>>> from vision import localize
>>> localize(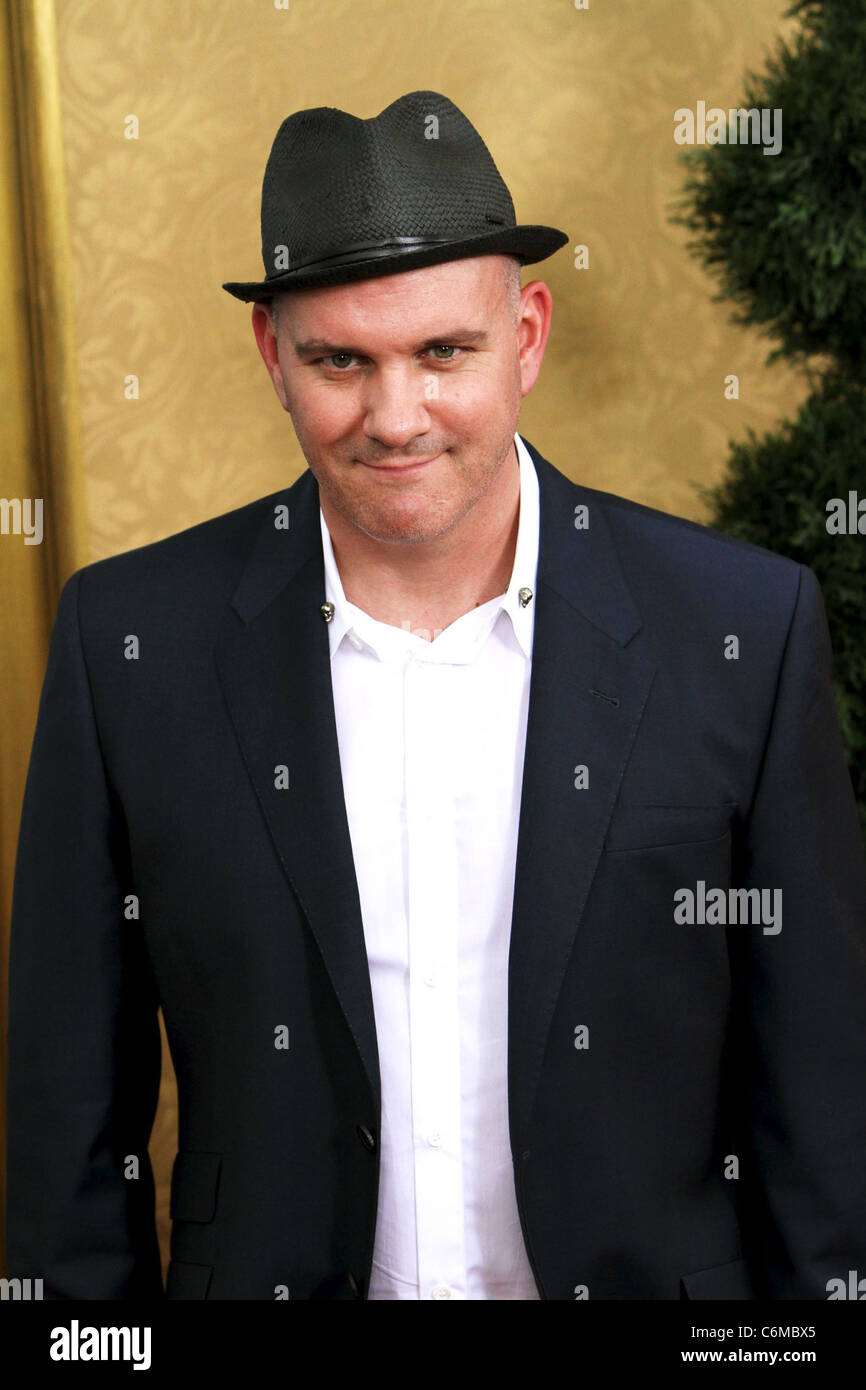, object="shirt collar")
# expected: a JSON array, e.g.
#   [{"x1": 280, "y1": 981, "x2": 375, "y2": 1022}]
[{"x1": 319, "y1": 431, "x2": 539, "y2": 662}]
